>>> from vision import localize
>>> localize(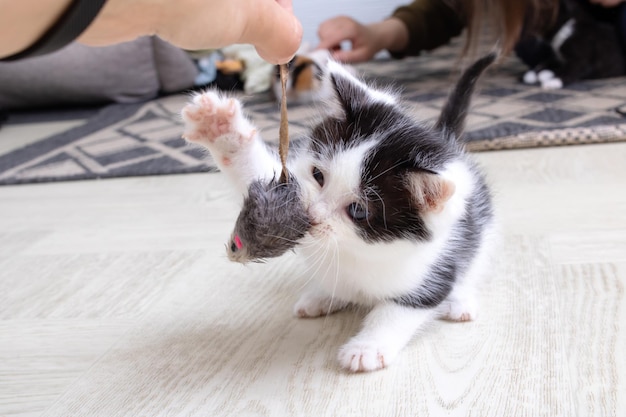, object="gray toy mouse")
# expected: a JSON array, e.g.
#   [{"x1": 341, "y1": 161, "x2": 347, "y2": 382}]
[{"x1": 226, "y1": 175, "x2": 311, "y2": 263}]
